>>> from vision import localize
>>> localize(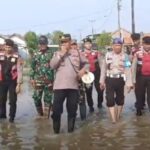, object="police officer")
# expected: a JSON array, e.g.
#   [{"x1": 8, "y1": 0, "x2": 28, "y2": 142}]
[
  {"x1": 0, "y1": 39, "x2": 23, "y2": 122},
  {"x1": 83, "y1": 37, "x2": 104, "y2": 112},
  {"x1": 131, "y1": 33, "x2": 141, "y2": 56},
  {"x1": 50, "y1": 34, "x2": 88, "y2": 134},
  {"x1": 132, "y1": 36, "x2": 150, "y2": 116},
  {"x1": 100, "y1": 38, "x2": 133, "y2": 123},
  {"x1": 131, "y1": 33, "x2": 146, "y2": 109},
  {"x1": 30, "y1": 36, "x2": 54, "y2": 118}
]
